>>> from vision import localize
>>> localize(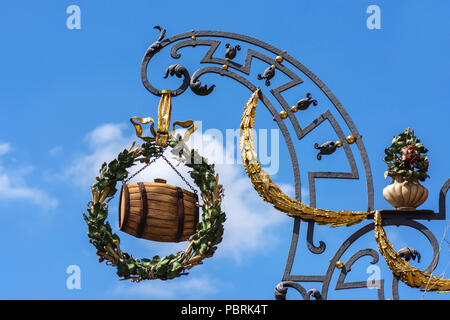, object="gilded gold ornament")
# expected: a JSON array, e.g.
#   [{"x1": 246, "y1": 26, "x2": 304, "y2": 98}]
[
  {"x1": 279, "y1": 110, "x2": 288, "y2": 119},
  {"x1": 290, "y1": 105, "x2": 298, "y2": 113},
  {"x1": 374, "y1": 211, "x2": 450, "y2": 292},
  {"x1": 130, "y1": 90, "x2": 197, "y2": 146},
  {"x1": 155, "y1": 90, "x2": 172, "y2": 146},
  {"x1": 275, "y1": 55, "x2": 283, "y2": 63},
  {"x1": 335, "y1": 261, "x2": 344, "y2": 269},
  {"x1": 335, "y1": 140, "x2": 343, "y2": 148},
  {"x1": 222, "y1": 64, "x2": 228, "y2": 70},
  {"x1": 346, "y1": 135, "x2": 356, "y2": 144}
]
